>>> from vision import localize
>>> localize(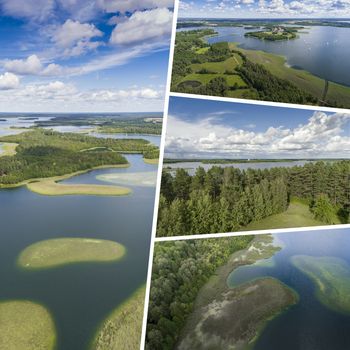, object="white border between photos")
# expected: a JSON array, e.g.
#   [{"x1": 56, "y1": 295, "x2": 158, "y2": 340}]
[
  {"x1": 140, "y1": 6, "x2": 350, "y2": 348},
  {"x1": 140, "y1": 1, "x2": 180, "y2": 348}
]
